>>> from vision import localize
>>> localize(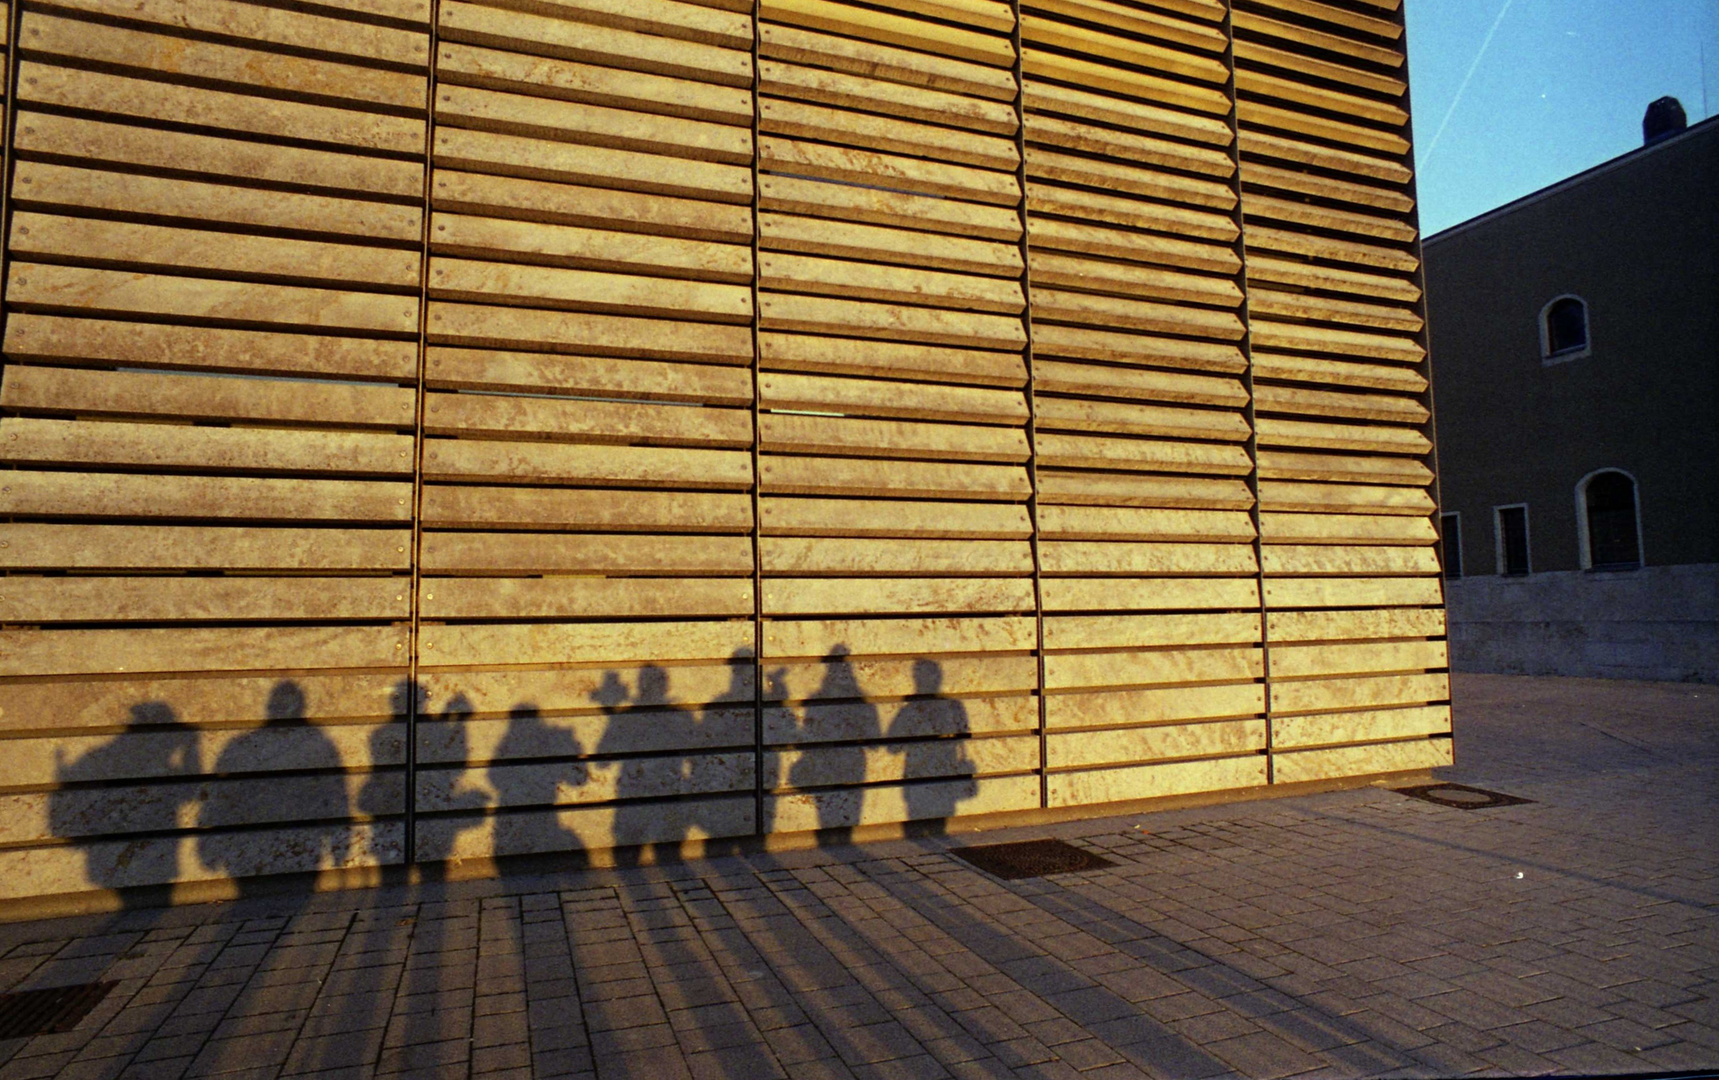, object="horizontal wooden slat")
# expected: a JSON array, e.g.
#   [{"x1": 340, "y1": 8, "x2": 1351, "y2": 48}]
[
  {"x1": 1047, "y1": 720, "x2": 1265, "y2": 770},
  {"x1": 1038, "y1": 506, "x2": 1255, "y2": 541},
  {"x1": 1263, "y1": 577, "x2": 1443, "y2": 608},
  {"x1": 4, "y1": 316, "x2": 418, "y2": 381},
  {"x1": 439, "y1": 0, "x2": 752, "y2": 86},
  {"x1": 15, "y1": 163, "x2": 422, "y2": 243},
  {"x1": 45, "y1": 0, "x2": 430, "y2": 66},
  {"x1": 1035, "y1": 433, "x2": 1253, "y2": 475},
  {"x1": 0, "y1": 417, "x2": 415, "y2": 474},
  {"x1": 418, "y1": 620, "x2": 753, "y2": 668},
  {"x1": 760, "y1": 252, "x2": 1023, "y2": 313},
  {"x1": 1022, "y1": 48, "x2": 1229, "y2": 116},
  {"x1": 1035, "y1": 471, "x2": 1253, "y2": 510},
  {"x1": 421, "y1": 486, "x2": 751, "y2": 531},
  {"x1": 421, "y1": 577, "x2": 755, "y2": 619},
  {"x1": 18, "y1": 63, "x2": 425, "y2": 155},
  {"x1": 10, "y1": 264, "x2": 420, "y2": 333},
  {"x1": 1267, "y1": 608, "x2": 1446, "y2": 642},
  {"x1": 762, "y1": 0, "x2": 1015, "y2": 67},
  {"x1": 3, "y1": 366, "x2": 415, "y2": 428},
  {"x1": 760, "y1": 456, "x2": 1028, "y2": 500},
  {"x1": 1273, "y1": 706, "x2": 1451, "y2": 750},
  {"x1": 1272, "y1": 739, "x2": 1452, "y2": 784},
  {"x1": 766, "y1": 775, "x2": 1036, "y2": 832},
  {"x1": 432, "y1": 212, "x2": 750, "y2": 282},
  {"x1": 433, "y1": 170, "x2": 751, "y2": 241},
  {"x1": 1039, "y1": 542, "x2": 1257, "y2": 576},
  {"x1": 1033, "y1": 398, "x2": 1249, "y2": 441},
  {"x1": 764, "y1": 615, "x2": 1035, "y2": 658},
  {"x1": 426, "y1": 348, "x2": 750, "y2": 403},
  {"x1": 1044, "y1": 611, "x2": 1260, "y2": 651},
  {"x1": 436, "y1": 84, "x2": 751, "y2": 164},
  {"x1": 437, "y1": 42, "x2": 752, "y2": 125},
  {"x1": 761, "y1": 215, "x2": 1020, "y2": 276},
  {"x1": 426, "y1": 301, "x2": 752, "y2": 360},
  {"x1": 1047, "y1": 753, "x2": 1266, "y2": 808},
  {"x1": 761, "y1": 96, "x2": 1018, "y2": 170},
  {"x1": 758, "y1": 58, "x2": 1015, "y2": 134},
  {"x1": 1041, "y1": 577, "x2": 1261, "y2": 612},
  {"x1": 424, "y1": 393, "x2": 752, "y2": 447},
  {"x1": 1260, "y1": 513, "x2": 1438, "y2": 546},
  {"x1": 1023, "y1": 78, "x2": 1232, "y2": 147},
  {"x1": 0, "y1": 577, "x2": 408, "y2": 623},
  {"x1": 435, "y1": 126, "x2": 751, "y2": 203},
  {"x1": 422, "y1": 439, "x2": 752, "y2": 488},
  {"x1": 761, "y1": 175, "x2": 1021, "y2": 241},
  {"x1": 760, "y1": 136, "x2": 1020, "y2": 205},
  {"x1": 14, "y1": 112, "x2": 424, "y2": 200},
  {"x1": 757, "y1": 293, "x2": 1026, "y2": 349},
  {"x1": 759, "y1": 498, "x2": 1029, "y2": 538},
  {"x1": 758, "y1": 333, "x2": 1025, "y2": 386},
  {"x1": 759, "y1": 372, "x2": 1026, "y2": 423},
  {"x1": 759, "y1": 413, "x2": 1028, "y2": 462},
  {"x1": 1047, "y1": 682, "x2": 1264, "y2": 729},
  {"x1": 422, "y1": 532, "x2": 753, "y2": 574},
  {"x1": 766, "y1": 653, "x2": 1031, "y2": 705},
  {"x1": 22, "y1": 13, "x2": 427, "y2": 112},
  {"x1": 1045, "y1": 647, "x2": 1263, "y2": 691},
  {"x1": 1270, "y1": 640, "x2": 1448, "y2": 678},
  {"x1": 758, "y1": 23, "x2": 1016, "y2": 101},
  {"x1": 0, "y1": 524, "x2": 410, "y2": 569},
  {"x1": 0, "y1": 626, "x2": 408, "y2": 677},
  {"x1": 1270, "y1": 673, "x2": 1450, "y2": 715},
  {"x1": 760, "y1": 537, "x2": 1032, "y2": 576},
  {"x1": 763, "y1": 577, "x2": 1035, "y2": 616}
]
